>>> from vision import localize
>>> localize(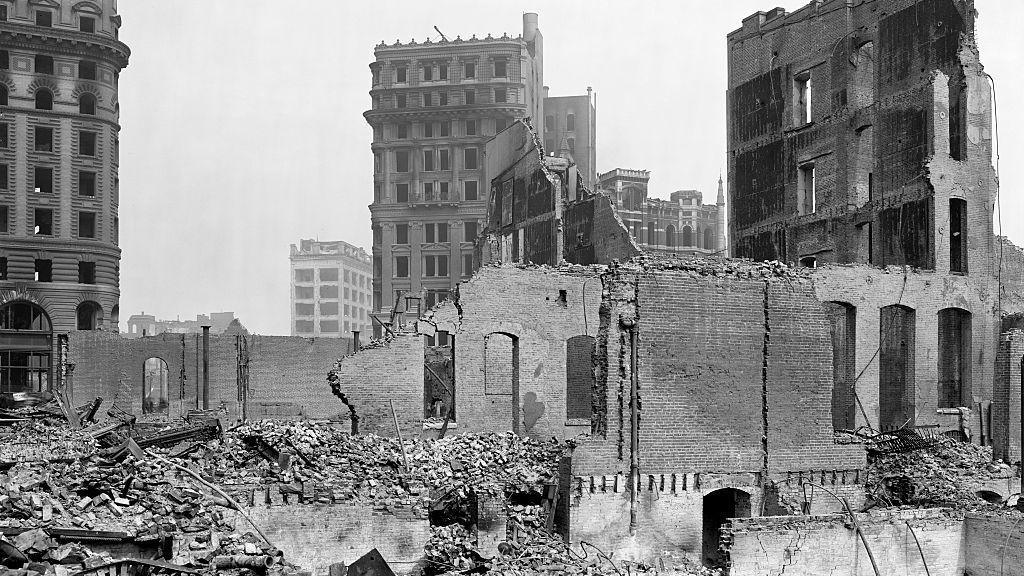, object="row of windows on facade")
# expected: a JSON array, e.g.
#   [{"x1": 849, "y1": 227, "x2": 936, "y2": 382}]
[
  {"x1": 377, "y1": 118, "x2": 508, "y2": 142},
  {"x1": 378, "y1": 148, "x2": 479, "y2": 175},
  {"x1": 616, "y1": 191, "x2": 706, "y2": 212},
  {"x1": 0, "y1": 256, "x2": 98, "y2": 284},
  {"x1": 294, "y1": 302, "x2": 367, "y2": 320},
  {"x1": 294, "y1": 319, "x2": 370, "y2": 335},
  {"x1": 0, "y1": 206, "x2": 107, "y2": 240},
  {"x1": 0, "y1": 7, "x2": 100, "y2": 32},
  {"x1": 0, "y1": 51, "x2": 106, "y2": 80},
  {"x1": 389, "y1": 254, "x2": 475, "y2": 279},
  {"x1": 0, "y1": 86, "x2": 99, "y2": 114},
  {"x1": 628, "y1": 222, "x2": 716, "y2": 249},
  {"x1": 372, "y1": 221, "x2": 477, "y2": 246},
  {"x1": 295, "y1": 282, "x2": 369, "y2": 301},
  {"x1": 375, "y1": 179, "x2": 480, "y2": 205},
  {"x1": 827, "y1": 302, "x2": 973, "y2": 431},
  {"x1": 293, "y1": 267, "x2": 369, "y2": 287},
  {"x1": 376, "y1": 59, "x2": 509, "y2": 86},
  {"x1": 375, "y1": 87, "x2": 515, "y2": 110},
  {"x1": 544, "y1": 112, "x2": 576, "y2": 132},
  {"x1": 0, "y1": 164, "x2": 109, "y2": 197},
  {"x1": 0, "y1": 124, "x2": 108, "y2": 157}
]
